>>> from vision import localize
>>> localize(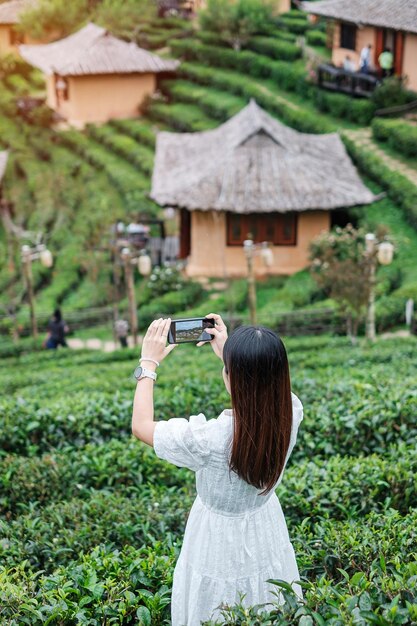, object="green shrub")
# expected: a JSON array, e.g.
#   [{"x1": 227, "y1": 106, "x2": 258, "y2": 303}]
[
  {"x1": 277, "y1": 15, "x2": 309, "y2": 34},
  {"x1": 313, "y1": 89, "x2": 376, "y2": 124},
  {"x1": 372, "y1": 118, "x2": 417, "y2": 158},
  {"x1": 109, "y1": 119, "x2": 156, "y2": 149},
  {"x1": 372, "y1": 76, "x2": 417, "y2": 111},
  {"x1": 343, "y1": 135, "x2": 417, "y2": 229},
  {"x1": 306, "y1": 30, "x2": 327, "y2": 47},
  {"x1": 177, "y1": 62, "x2": 332, "y2": 133},
  {"x1": 246, "y1": 36, "x2": 301, "y2": 61},
  {"x1": 147, "y1": 101, "x2": 217, "y2": 131}
]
